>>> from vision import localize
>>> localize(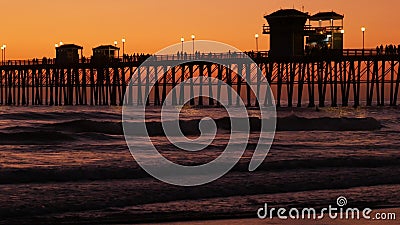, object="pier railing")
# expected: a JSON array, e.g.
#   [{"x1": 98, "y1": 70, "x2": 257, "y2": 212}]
[{"x1": 2, "y1": 49, "x2": 396, "y2": 67}]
